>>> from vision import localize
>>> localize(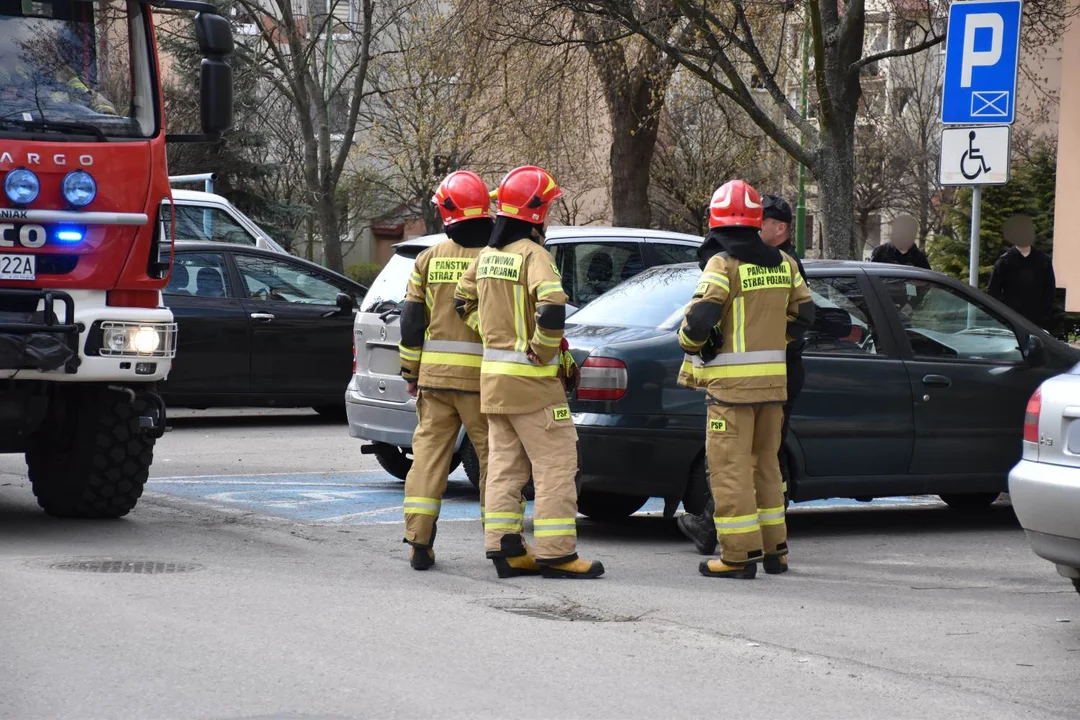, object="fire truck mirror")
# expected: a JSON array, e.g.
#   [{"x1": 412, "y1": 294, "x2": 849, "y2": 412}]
[
  {"x1": 199, "y1": 59, "x2": 234, "y2": 136},
  {"x1": 195, "y1": 13, "x2": 234, "y2": 58}
]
